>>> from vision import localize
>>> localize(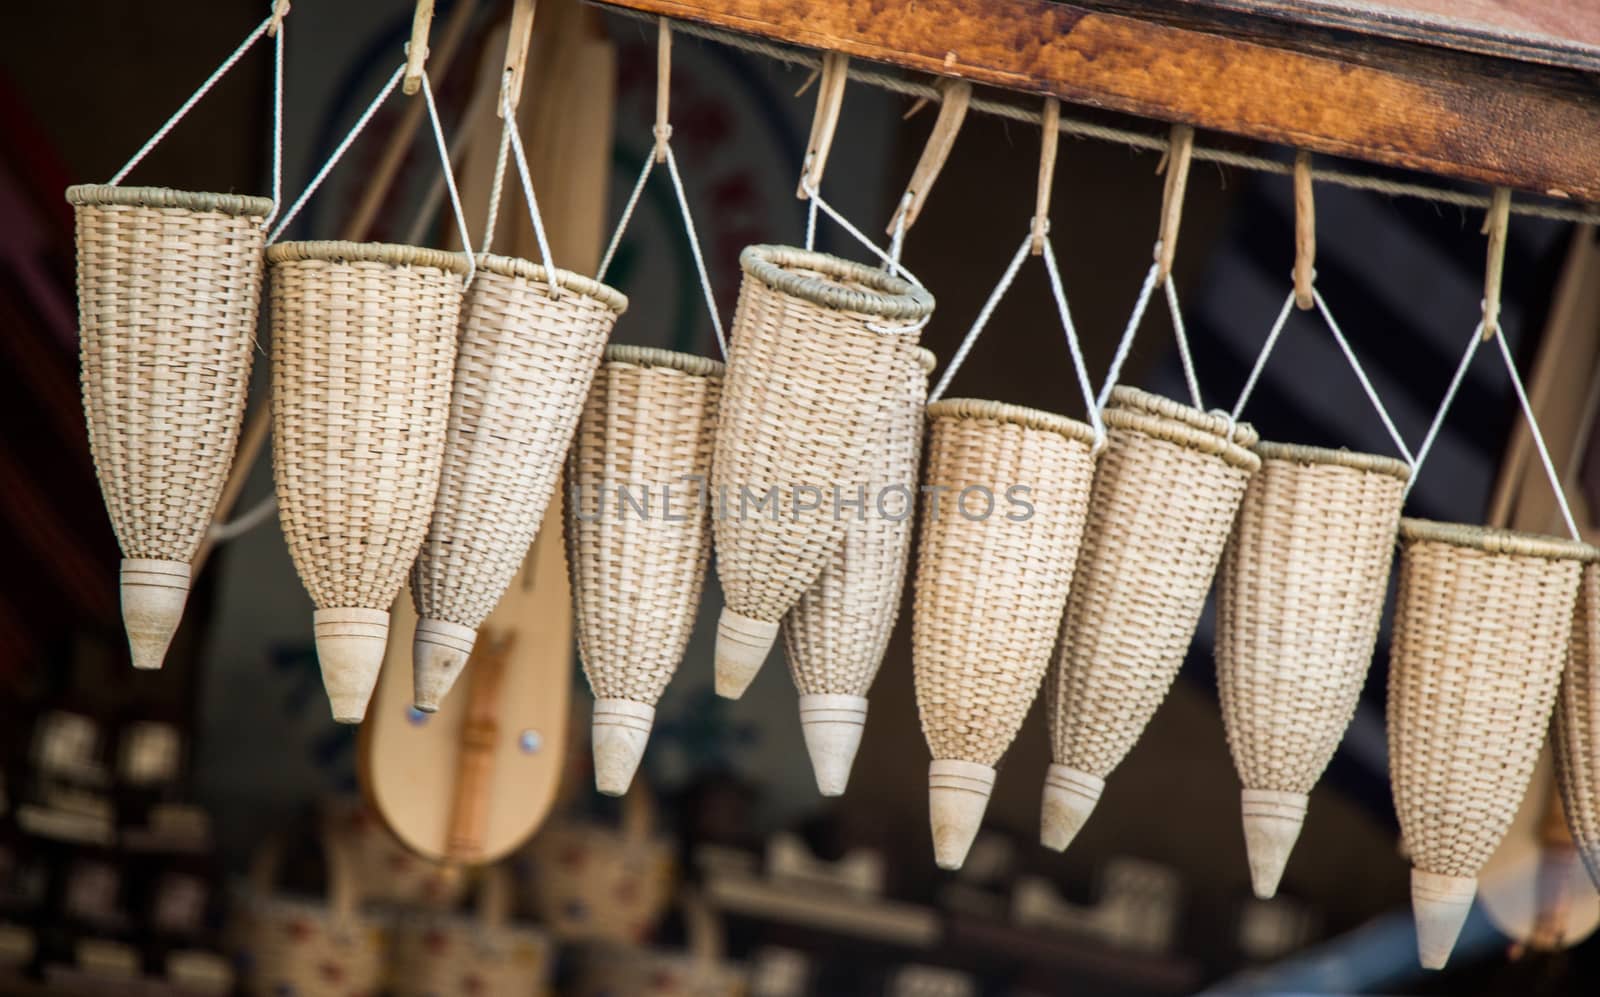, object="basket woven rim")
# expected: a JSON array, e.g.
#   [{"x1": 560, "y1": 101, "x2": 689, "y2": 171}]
[
  {"x1": 603, "y1": 343, "x2": 724, "y2": 377},
  {"x1": 739, "y1": 244, "x2": 935, "y2": 321},
  {"x1": 1106, "y1": 384, "x2": 1258, "y2": 444},
  {"x1": 1399, "y1": 517, "x2": 1600, "y2": 562},
  {"x1": 474, "y1": 252, "x2": 628, "y2": 314},
  {"x1": 1103, "y1": 406, "x2": 1261, "y2": 470},
  {"x1": 266, "y1": 240, "x2": 471, "y2": 274},
  {"x1": 926, "y1": 397, "x2": 1097, "y2": 444},
  {"x1": 912, "y1": 346, "x2": 937, "y2": 374},
  {"x1": 1254, "y1": 440, "x2": 1412, "y2": 482},
  {"x1": 66, "y1": 183, "x2": 273, "y2": 218}
]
